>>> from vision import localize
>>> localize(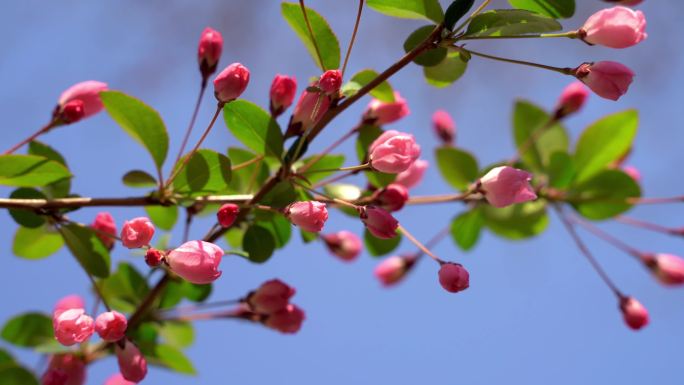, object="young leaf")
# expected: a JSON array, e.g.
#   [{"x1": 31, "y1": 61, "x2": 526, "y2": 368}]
[
  {"x1": 507, "y1": 0, "x2": 575, "y2": 19},
  {"x1": 158, "y1": 321, "x2": 195, "y2": 349},
  {"x1": 13, "y1": 225, "x2": 63, "y2": 260},
  {"x1": 482, "y1": 201, "x2": 549, "y2": 240},
  {"x1": 59, "y1": 224, "x2": 111, "y2": 278},
  {"x1": 451, "y1": 209, "x2": 483, "y2": 250},
  {"x1": 100, "y1": 91, "x2": 169, "y2": 173},
  {"x1": 223, "y1": 100, "x2": 283, "y2": 160},
  {"x1": 570, "y1": 169, "x2": 641, "y2": 220},
  {"x1": 122, "y1": 170, "x2": 158, "y2": 188},
  {"x1": 172, "y1": 149, "x2": 232, "y2": 195},
  {"x1": 8, "y1": 188, "x2": 47, "y2": 228},
  {"x1": 465, "y1": 9, "x2": 562, "y2": 37},
  {"x1": 444, "y1": 0, "x2": 475, "y2": 30},
  {"x1": 573, "y1": 110, "x2": 638, "y2": 184},
  {"x1": 0, "y1": 155, "x2": 71, "y2": 187},
  {"x1": 281, "y1": 2, "x2": 341, "y2": 71},
  {"x1": 145, "y1": 205, "x2": 178, "y2": 231},
  {"x1": 367, "y1": 0, "x2": 444, "y2": 23},
  {"x1": 255, "y1": 212, "x2": 292, "y2": 249},
  {"x1": 404, "y1": 25, "x2": 447, "y2": 67},
  {"x1": 424, "y1": 51, "x2": 468, "y2": 88},
  {"x1": 243, "y1": 225, "x2": 276, "y2": 263},
  {"x1": 512, "y1": 100, "x2": 569, "y2": 172},
  {"x1": 0, "y1": 365, "x2": 40, "y2": 385},
  {"x1": 100, "y1": 262, "x2": 150, "y2": 313},
  {"x1": 364, "y1": 229, "x2": 401, "y2": 257},
  {"x1": 435, "y1": 147, "x2": 479, "y2": 191},
  {"x1": 227, "y1": 148, "x2": 269, "y2": 194},
  {"x1": 28, "y1": 141, "x2": 71, "y2": 198},
  {"x1": 1, "y1": 313, "x2": 53, "y2": 347},
  {"x1": 155, "y1": 344, "x2": 197, "y2": 375},
  {"x1": 547, "y1": 151, "x2": 575, "y2": 189},
  {"x1": 342, "y1": 69, "x2": 395, "y2": 102}
]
